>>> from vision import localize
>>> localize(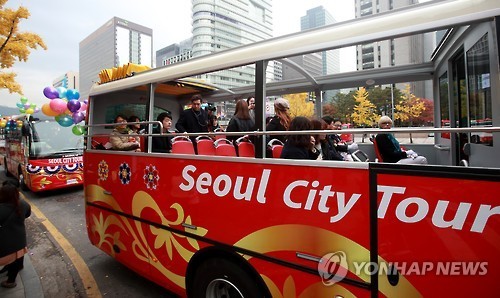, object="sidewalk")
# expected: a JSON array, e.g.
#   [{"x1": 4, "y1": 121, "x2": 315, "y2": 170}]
[{"x1": 0, "y1": 252, "x2": 44, "y2": 298}]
